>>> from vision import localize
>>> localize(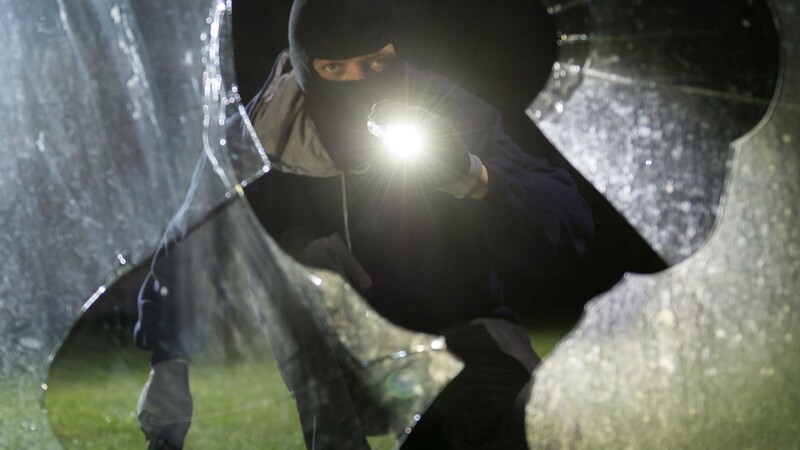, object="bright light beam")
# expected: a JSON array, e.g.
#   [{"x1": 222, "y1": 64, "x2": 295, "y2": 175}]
[
  {"x1": 368, "y1": 118, "x2": 425, "y2": 160},
  {"x1": 381, "y1": 123, "x2": 424, "y2": 159}
]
